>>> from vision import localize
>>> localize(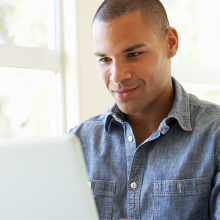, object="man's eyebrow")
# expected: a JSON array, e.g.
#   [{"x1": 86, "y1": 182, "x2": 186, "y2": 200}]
[
  {"x1": 94, "y1": 43, "x2": 147, "y2": 57},
  {"x1": 94, "y1": 52, "x2": 107, "y2": 57},
  {"x1": 122, "y1": 43, "x2": 147, "y2": 53}
]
